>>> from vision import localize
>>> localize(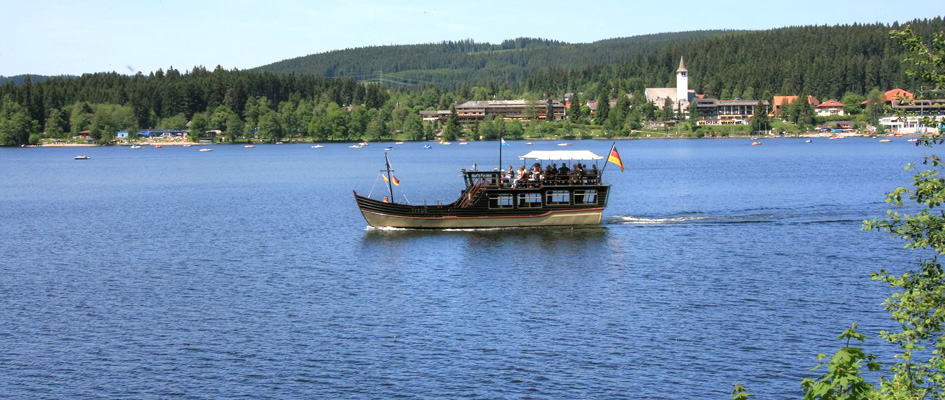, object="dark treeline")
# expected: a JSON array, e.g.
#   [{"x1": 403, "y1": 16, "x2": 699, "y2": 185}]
[
  {"x1": 255, "y1": 31, "x2": 732, "y2": 90},
  {"x1": 522, "y1": 18, "x2": 945, "y2": 101}
]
